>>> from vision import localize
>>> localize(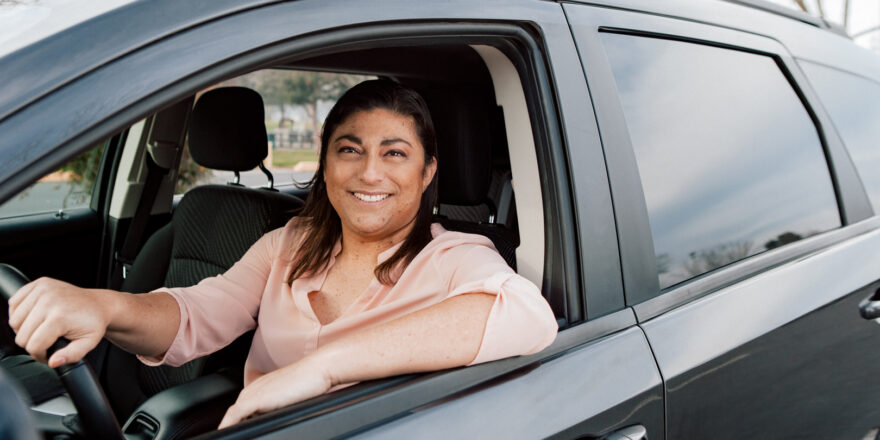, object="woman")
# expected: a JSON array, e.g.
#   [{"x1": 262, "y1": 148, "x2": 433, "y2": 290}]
[{"x1": 8, "y1": 79, "x2": 558, "y2": 428}]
